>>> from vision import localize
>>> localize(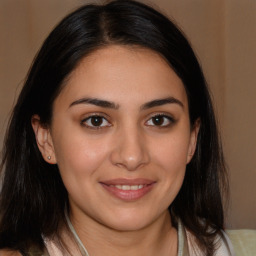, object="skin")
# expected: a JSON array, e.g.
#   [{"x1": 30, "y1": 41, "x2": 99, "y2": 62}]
[
  {"x1": 32, "y1": 45, "x2": 200, "y2": 256},
  {"x1": 0, "y1": 251, "x2": 21, "y2": 256}
]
